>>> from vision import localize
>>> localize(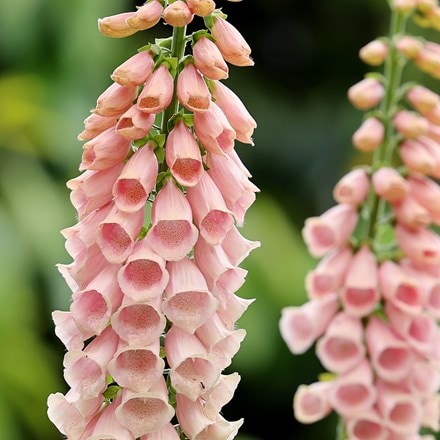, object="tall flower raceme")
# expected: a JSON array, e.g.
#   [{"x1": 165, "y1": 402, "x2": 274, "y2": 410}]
[
  {"x1": 280, "y1": 1, "x2": 440, "y2": 439},
  {"x1": 47, "y1": 1, "x2": 259, "y2": 438}
]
